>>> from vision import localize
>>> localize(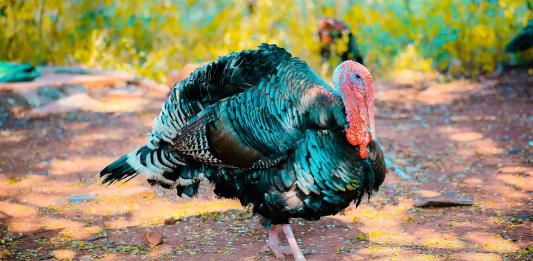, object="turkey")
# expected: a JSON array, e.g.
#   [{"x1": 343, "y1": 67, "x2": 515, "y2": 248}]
[
  {"x1": 318, "y1": 17, "x2": 364, "y2": 64},
  {"x1": 505, "y1": 18, "x2": 533, "y2": 53},
  {"x1": 100, "y1": 43, "x2": 386, "y2": 260}
]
